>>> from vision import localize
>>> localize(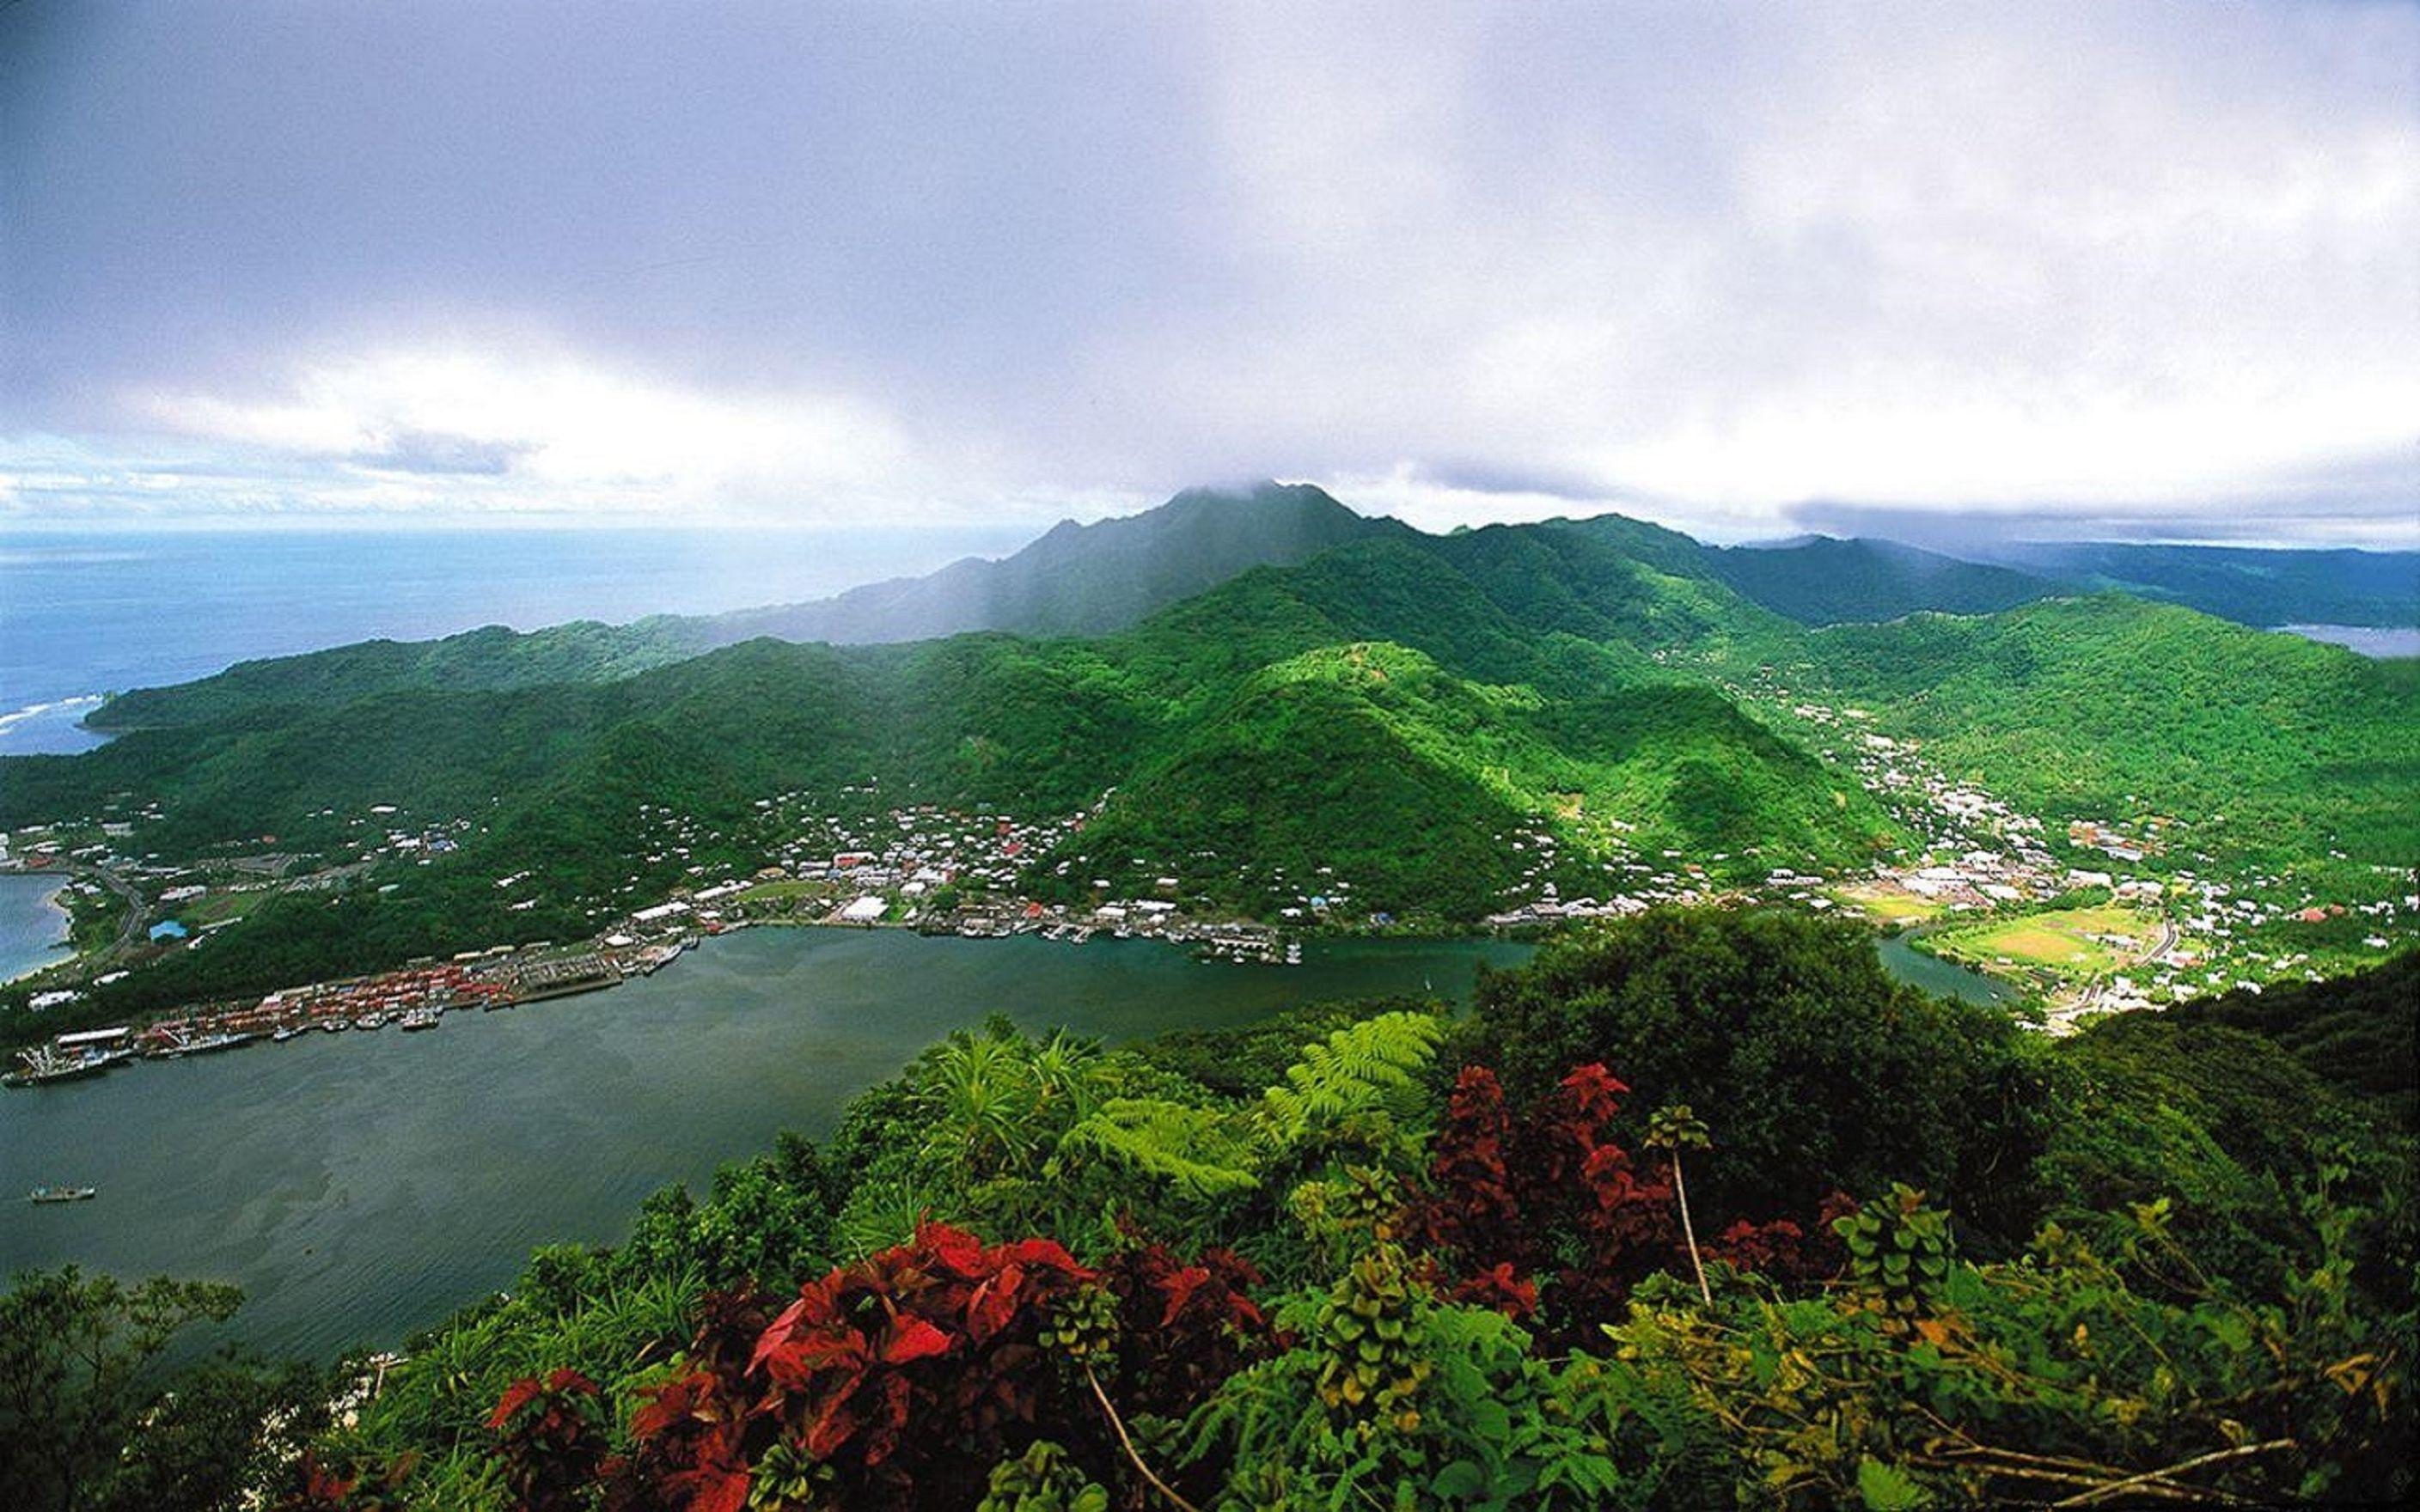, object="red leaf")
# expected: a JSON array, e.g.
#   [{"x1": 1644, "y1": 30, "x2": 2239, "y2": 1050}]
[
  {"x1": 487, "y1": 1375, "x2": 543, "y2": 1430},
  {"x1": 749, "y1": 1296, "x2": 810, "y2": 1376},
  {"x1": 966, "y1": 1265, "x2": 1024, "y2": 1343},
  {"x1": 882, "y1": 1314, "x2": 954, "y2": 1364},
  {"x1": 1158, "y1": 1265, "x2": 1213, "y2": 1326},
  {"x1": 804, "y1": 1393, "x2": 860, "y2": 1460}
]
